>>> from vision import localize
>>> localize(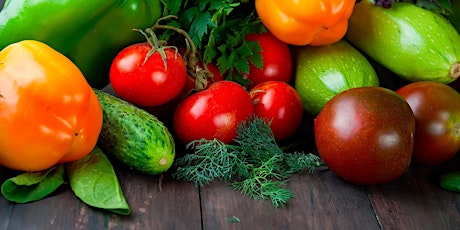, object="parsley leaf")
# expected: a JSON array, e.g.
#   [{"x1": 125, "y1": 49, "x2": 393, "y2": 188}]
[{"x1": 158, "y1": 0, "x2": 266, "y2": 86}]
